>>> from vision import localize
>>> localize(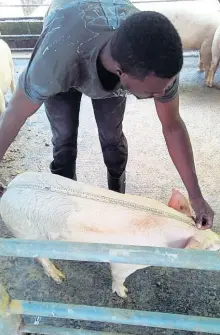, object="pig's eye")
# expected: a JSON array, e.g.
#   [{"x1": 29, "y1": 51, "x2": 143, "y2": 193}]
[{"x1": 180, "y1": 205, "x2": 184, "y2": 210}]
